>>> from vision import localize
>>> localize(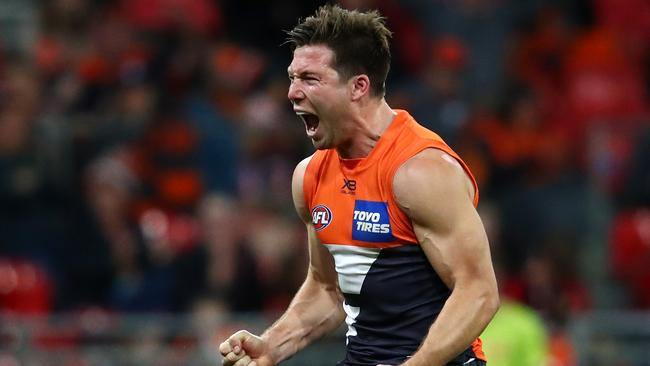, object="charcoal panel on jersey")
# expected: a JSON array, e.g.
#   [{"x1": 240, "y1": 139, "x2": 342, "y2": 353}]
[
  {"x1": 340, "y1": 244, "x2": 451, "y2": 365},
  {"x1": 342, "y1": 293, "x2": 362, "y2": 307}
]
